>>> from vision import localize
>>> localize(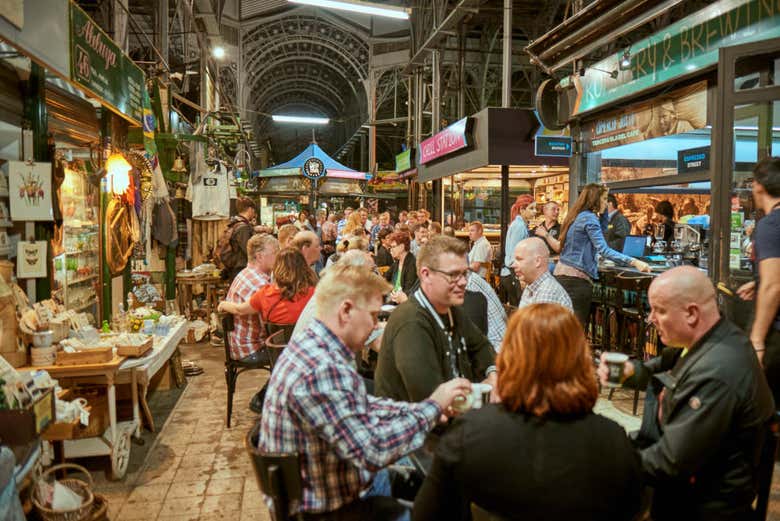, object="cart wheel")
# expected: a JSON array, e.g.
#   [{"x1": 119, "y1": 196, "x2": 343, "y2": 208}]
[{"x1": 109, "y1": 430, "x2": 131, "y2": 480}]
